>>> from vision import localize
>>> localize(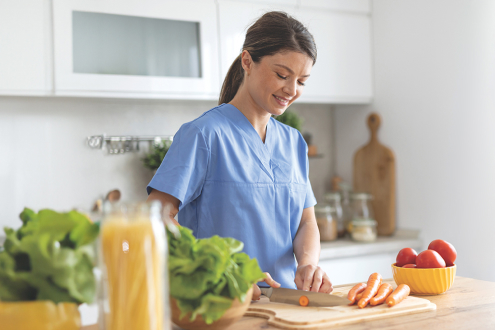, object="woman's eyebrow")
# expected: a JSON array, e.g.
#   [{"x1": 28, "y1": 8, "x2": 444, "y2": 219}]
[{"x1": 274, "y1": 64, "x2": 310, "y2": 78}]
